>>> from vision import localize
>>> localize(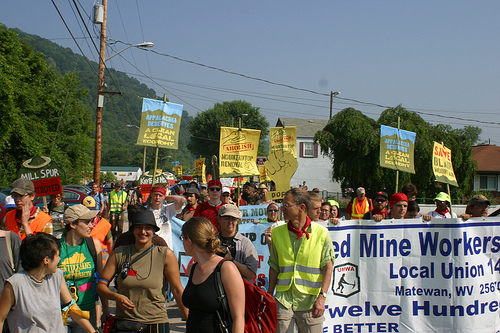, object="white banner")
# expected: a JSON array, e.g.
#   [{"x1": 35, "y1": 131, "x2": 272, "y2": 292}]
[
  {"x1": 326, "y1": 218, "x2": 500, "y2": 333},
  {"x1": 170, "y1": 214, "x2": 500, "y2": 332}
]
